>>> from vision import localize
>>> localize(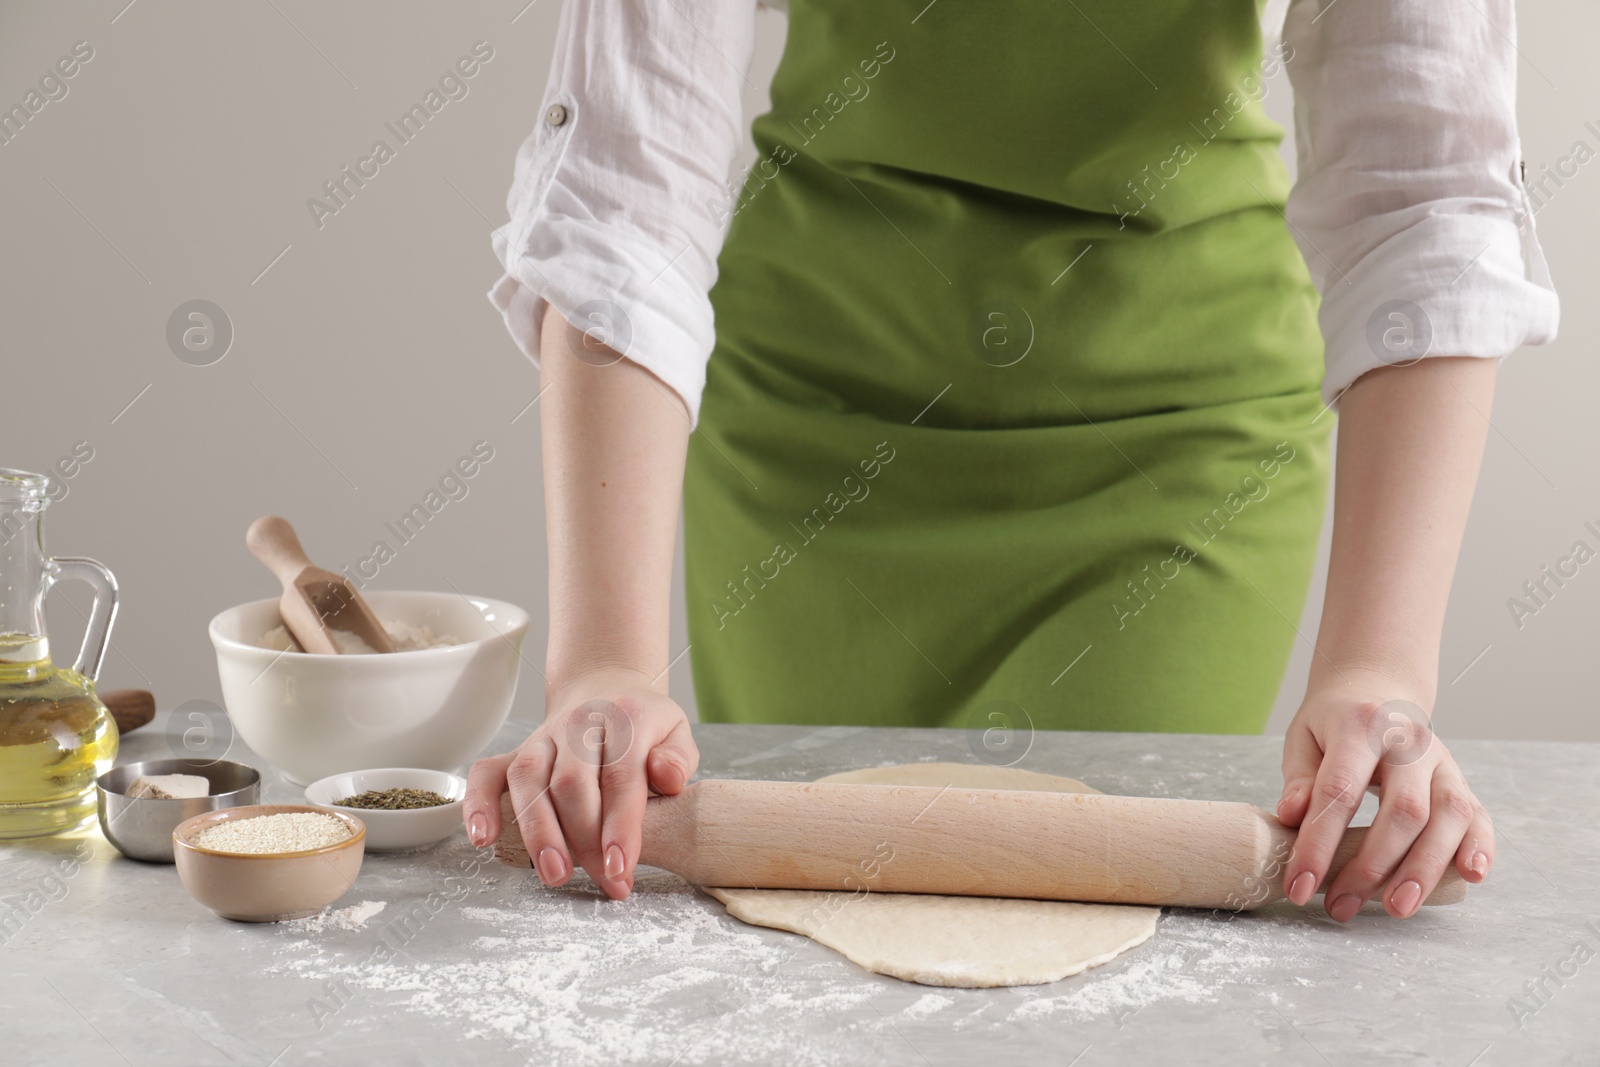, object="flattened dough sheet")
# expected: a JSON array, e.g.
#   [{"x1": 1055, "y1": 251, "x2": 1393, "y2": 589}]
[{"x1": 705, "y1": 763, "x2": 1161, "y2": 988}]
